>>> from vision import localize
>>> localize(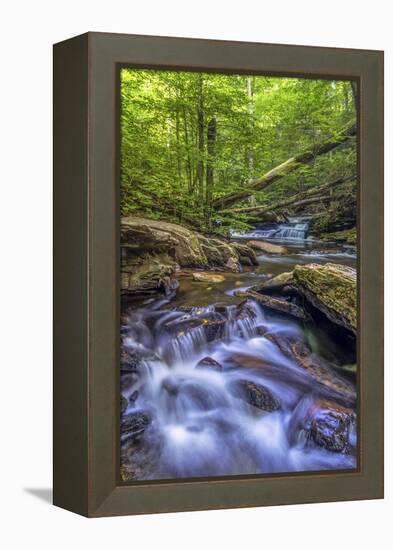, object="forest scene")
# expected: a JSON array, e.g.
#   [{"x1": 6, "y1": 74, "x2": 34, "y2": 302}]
[{"x1": 119, "y1": 68, "x2": 358, "y2": 482}]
